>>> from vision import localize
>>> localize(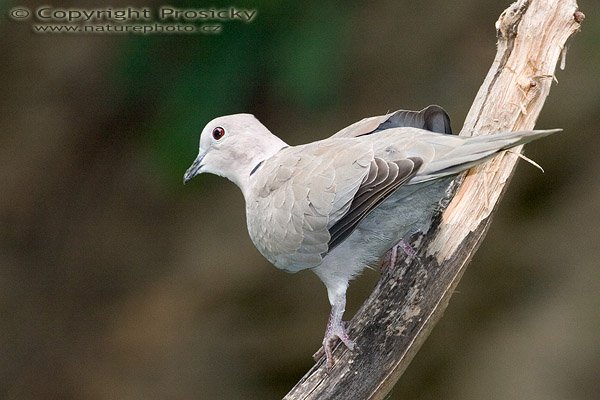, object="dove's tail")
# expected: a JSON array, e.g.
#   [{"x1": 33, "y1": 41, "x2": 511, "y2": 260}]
[{"x1": 413, "y1": 129, "x2": 561, "y2": 183}]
